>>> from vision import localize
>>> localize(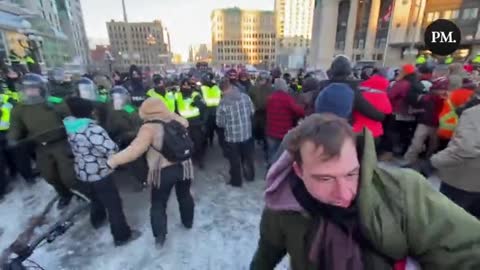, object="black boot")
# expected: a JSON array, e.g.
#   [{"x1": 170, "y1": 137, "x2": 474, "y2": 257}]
[
  {"x1": 114, "y1": 230, "x2": 142, "y2": 247},
  {"x1": 57, "y1": 194, "x2": 73, "y2": 210},
  {"x1": 155, "y1": 234, "x2": 166, "y2": 248}
]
